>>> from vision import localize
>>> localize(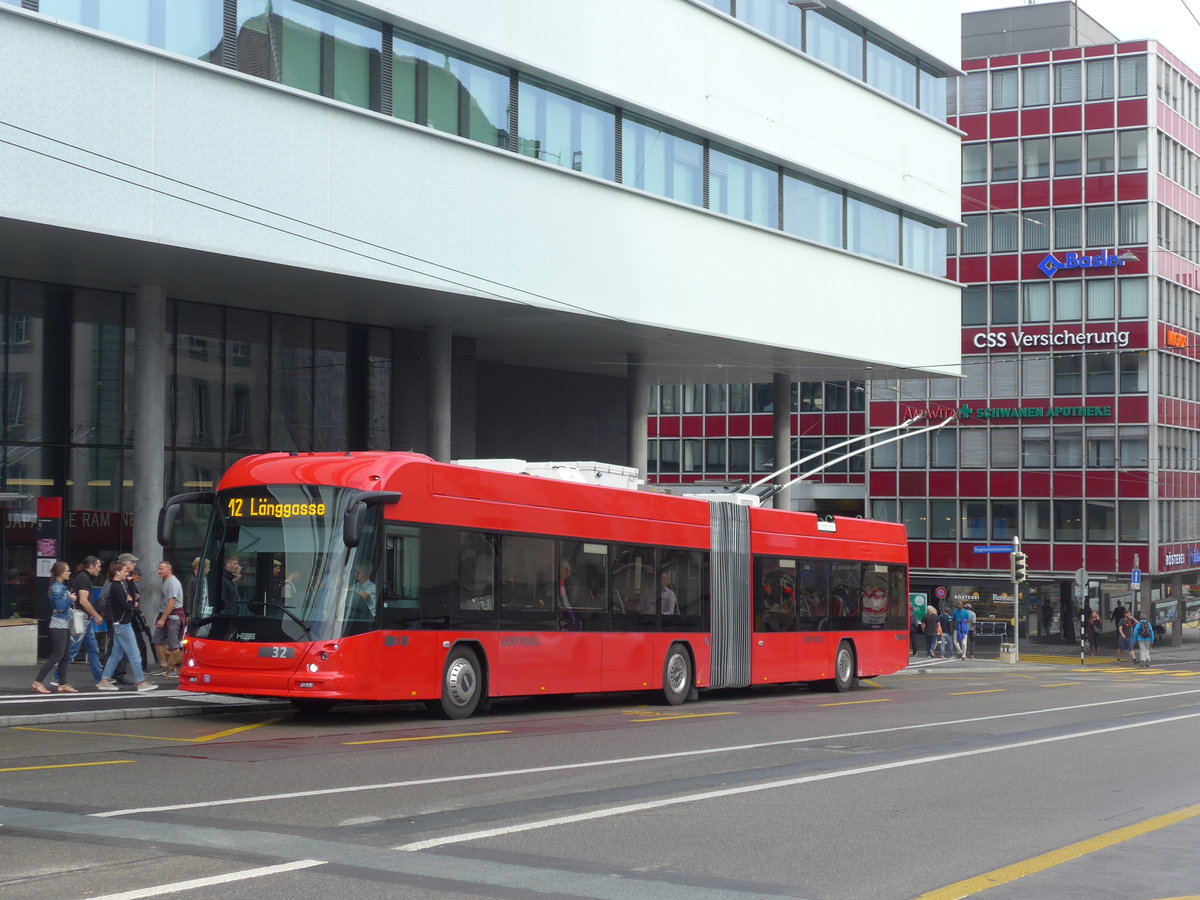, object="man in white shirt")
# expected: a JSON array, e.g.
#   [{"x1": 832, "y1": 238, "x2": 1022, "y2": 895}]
[{"x1": 153, "y1": 561, "x2": 184, "y2": 676}]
